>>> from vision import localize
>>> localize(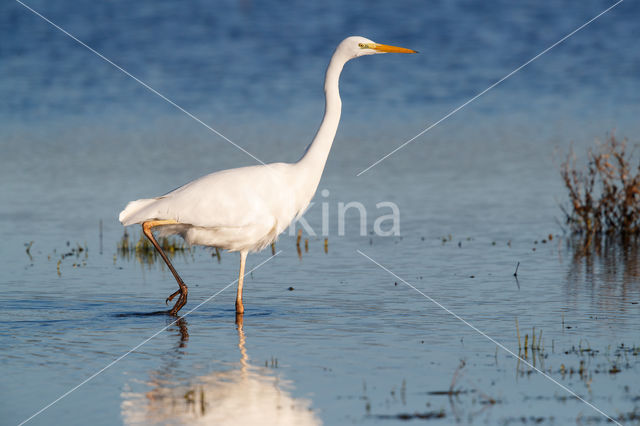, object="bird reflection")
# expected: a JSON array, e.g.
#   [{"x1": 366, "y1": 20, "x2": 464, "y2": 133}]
[{"x1": 121, "y1": 315, "x2": 320, "y2": 425}]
